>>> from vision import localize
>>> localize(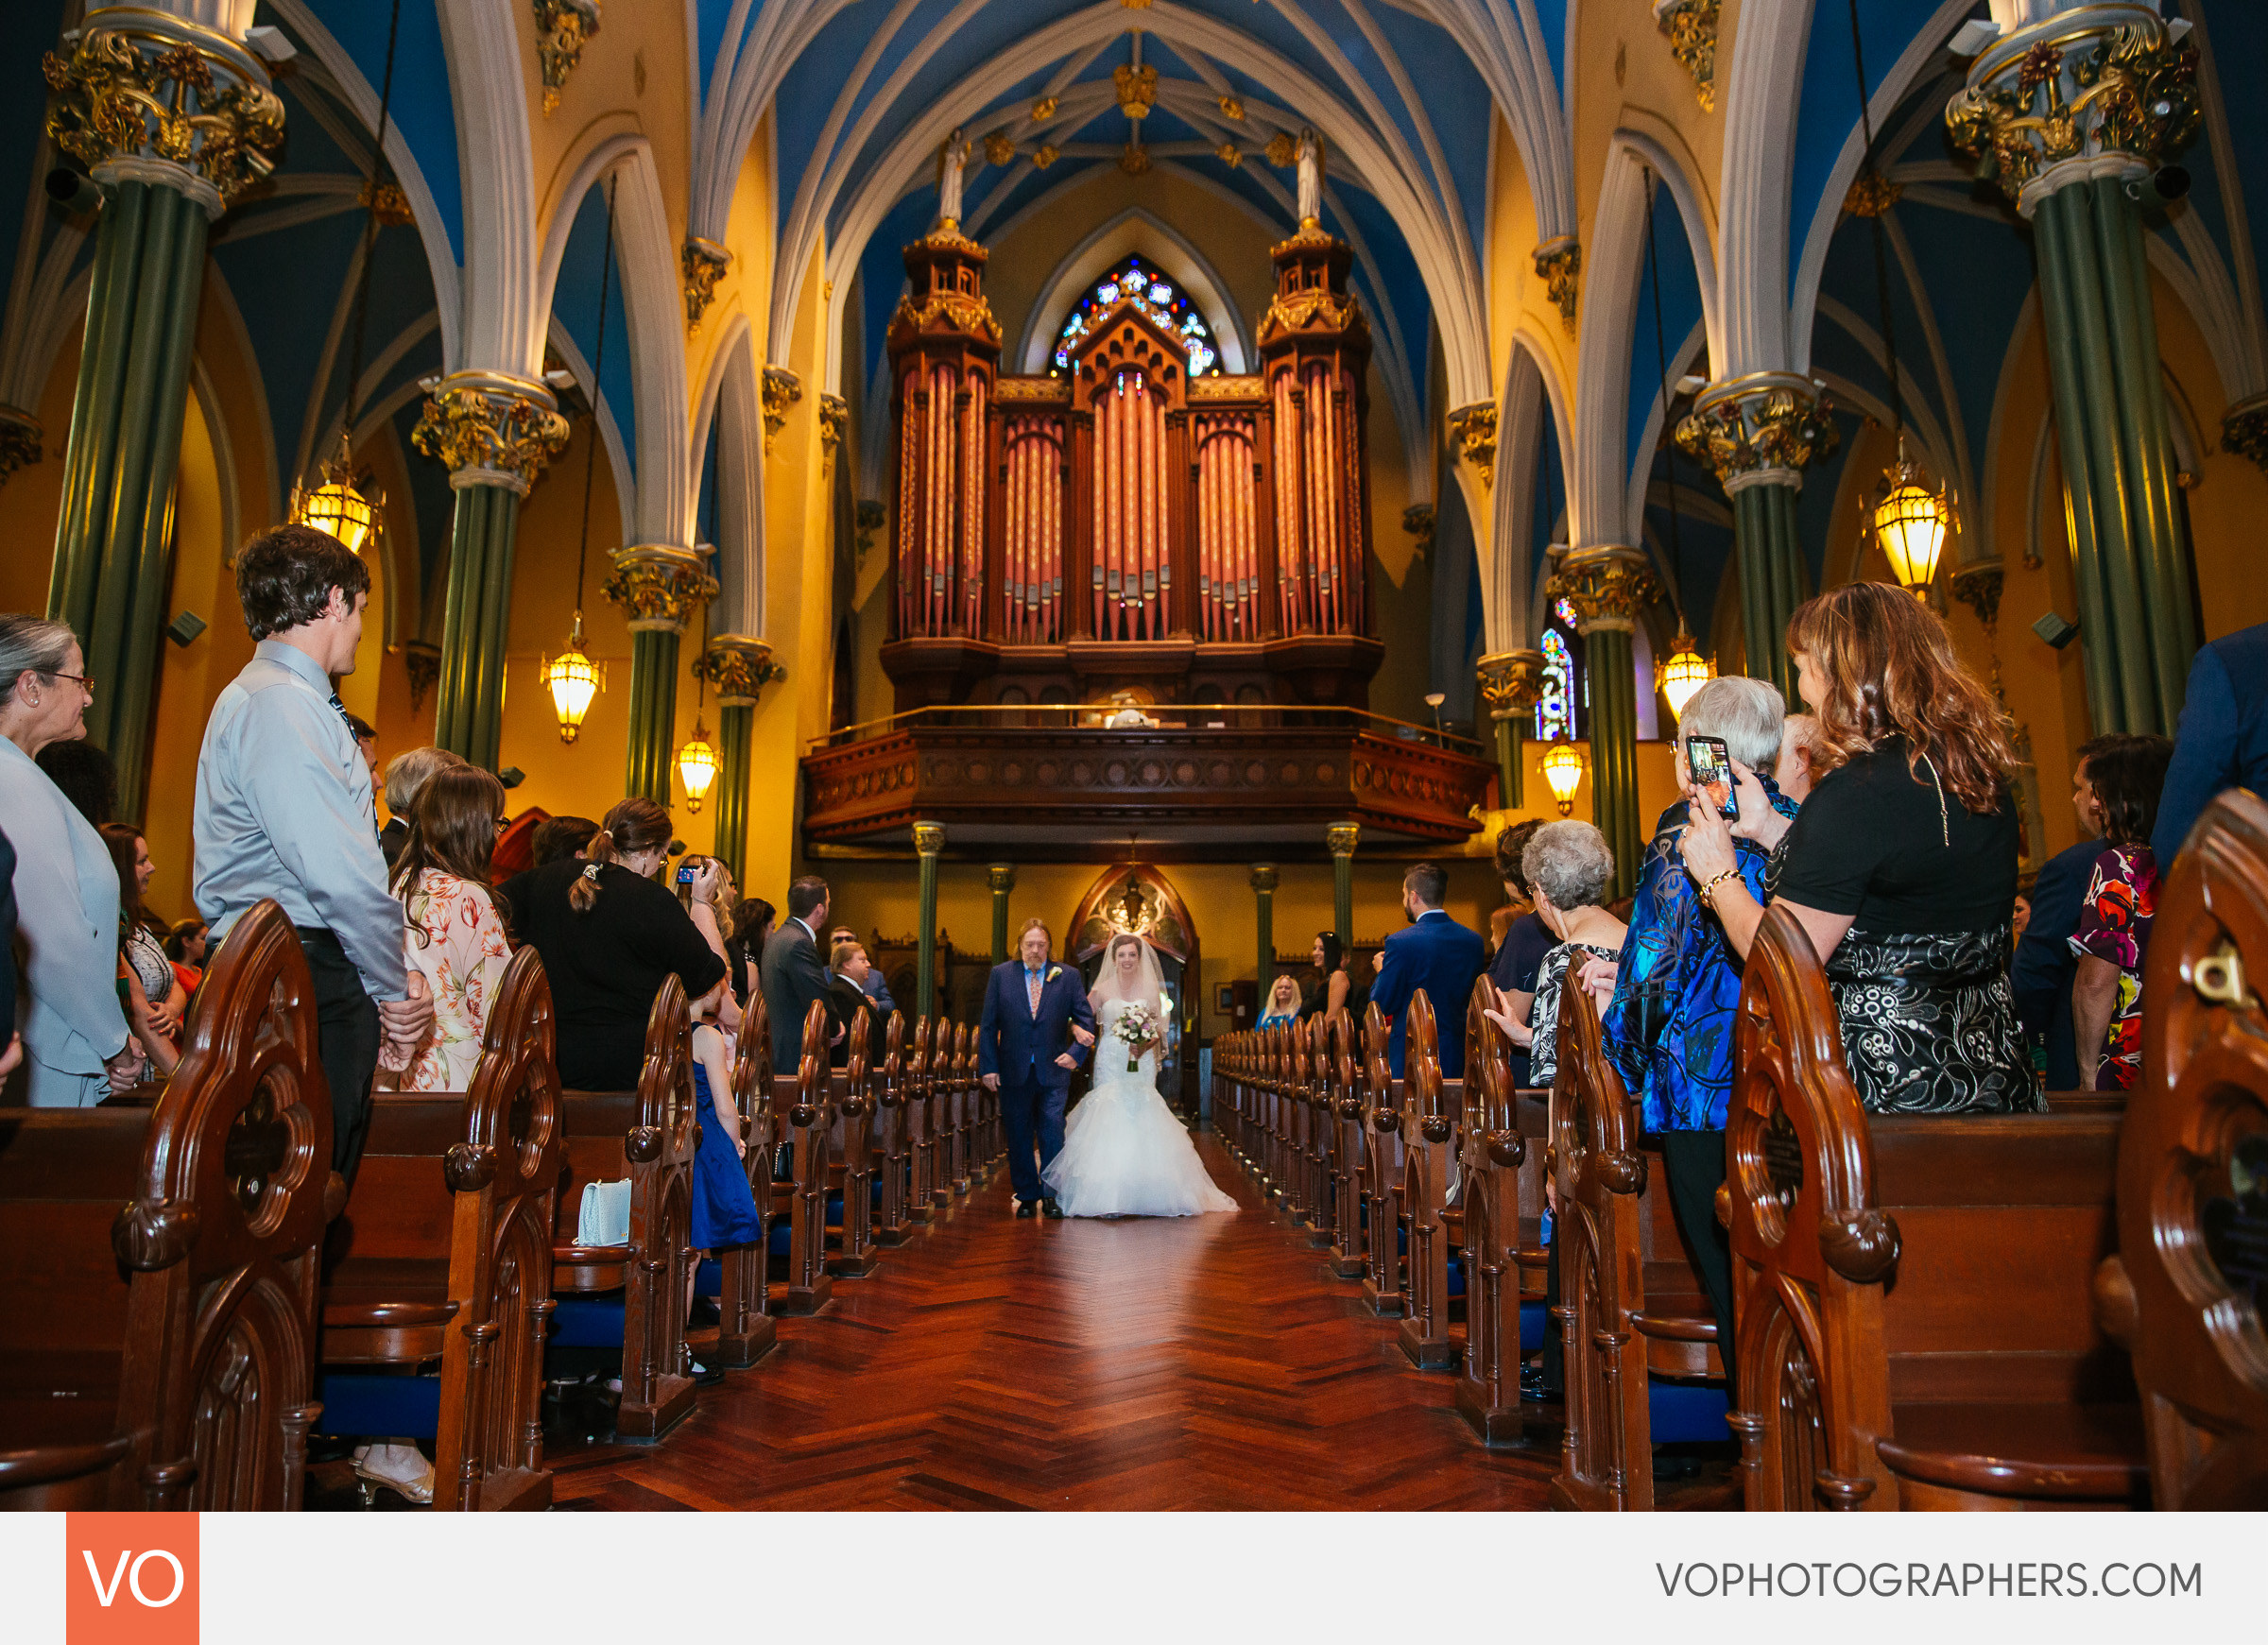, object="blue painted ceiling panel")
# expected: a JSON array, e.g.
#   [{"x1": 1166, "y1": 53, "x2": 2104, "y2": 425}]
[
  {"x1": 284, "y1": 0, "x2": 463, "y2": 264},
  {"x1": 551, "y1": 183, "x2": 637, "y2": 481}
]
